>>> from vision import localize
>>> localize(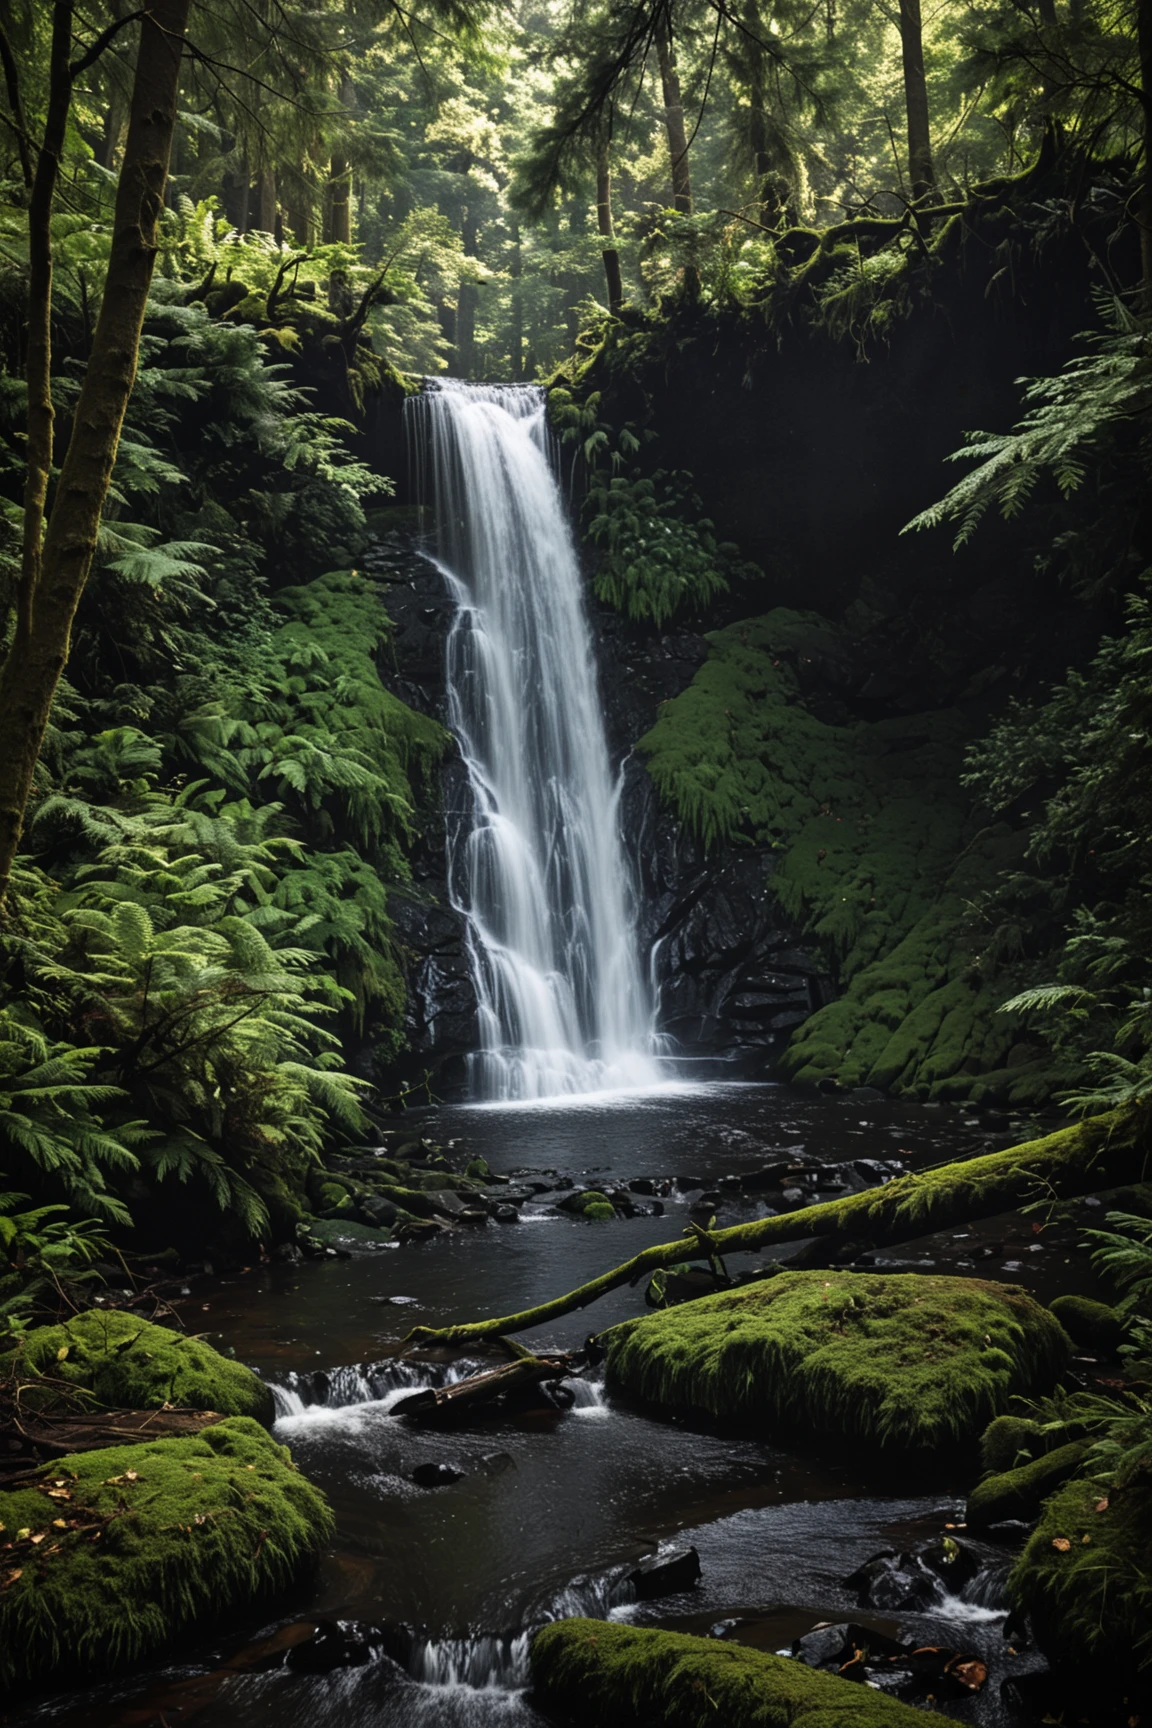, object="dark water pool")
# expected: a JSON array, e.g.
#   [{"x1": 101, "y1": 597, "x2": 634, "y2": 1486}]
[{"x1": 13, "y1": 1083, "x2": 1068, "y2": 1728}]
